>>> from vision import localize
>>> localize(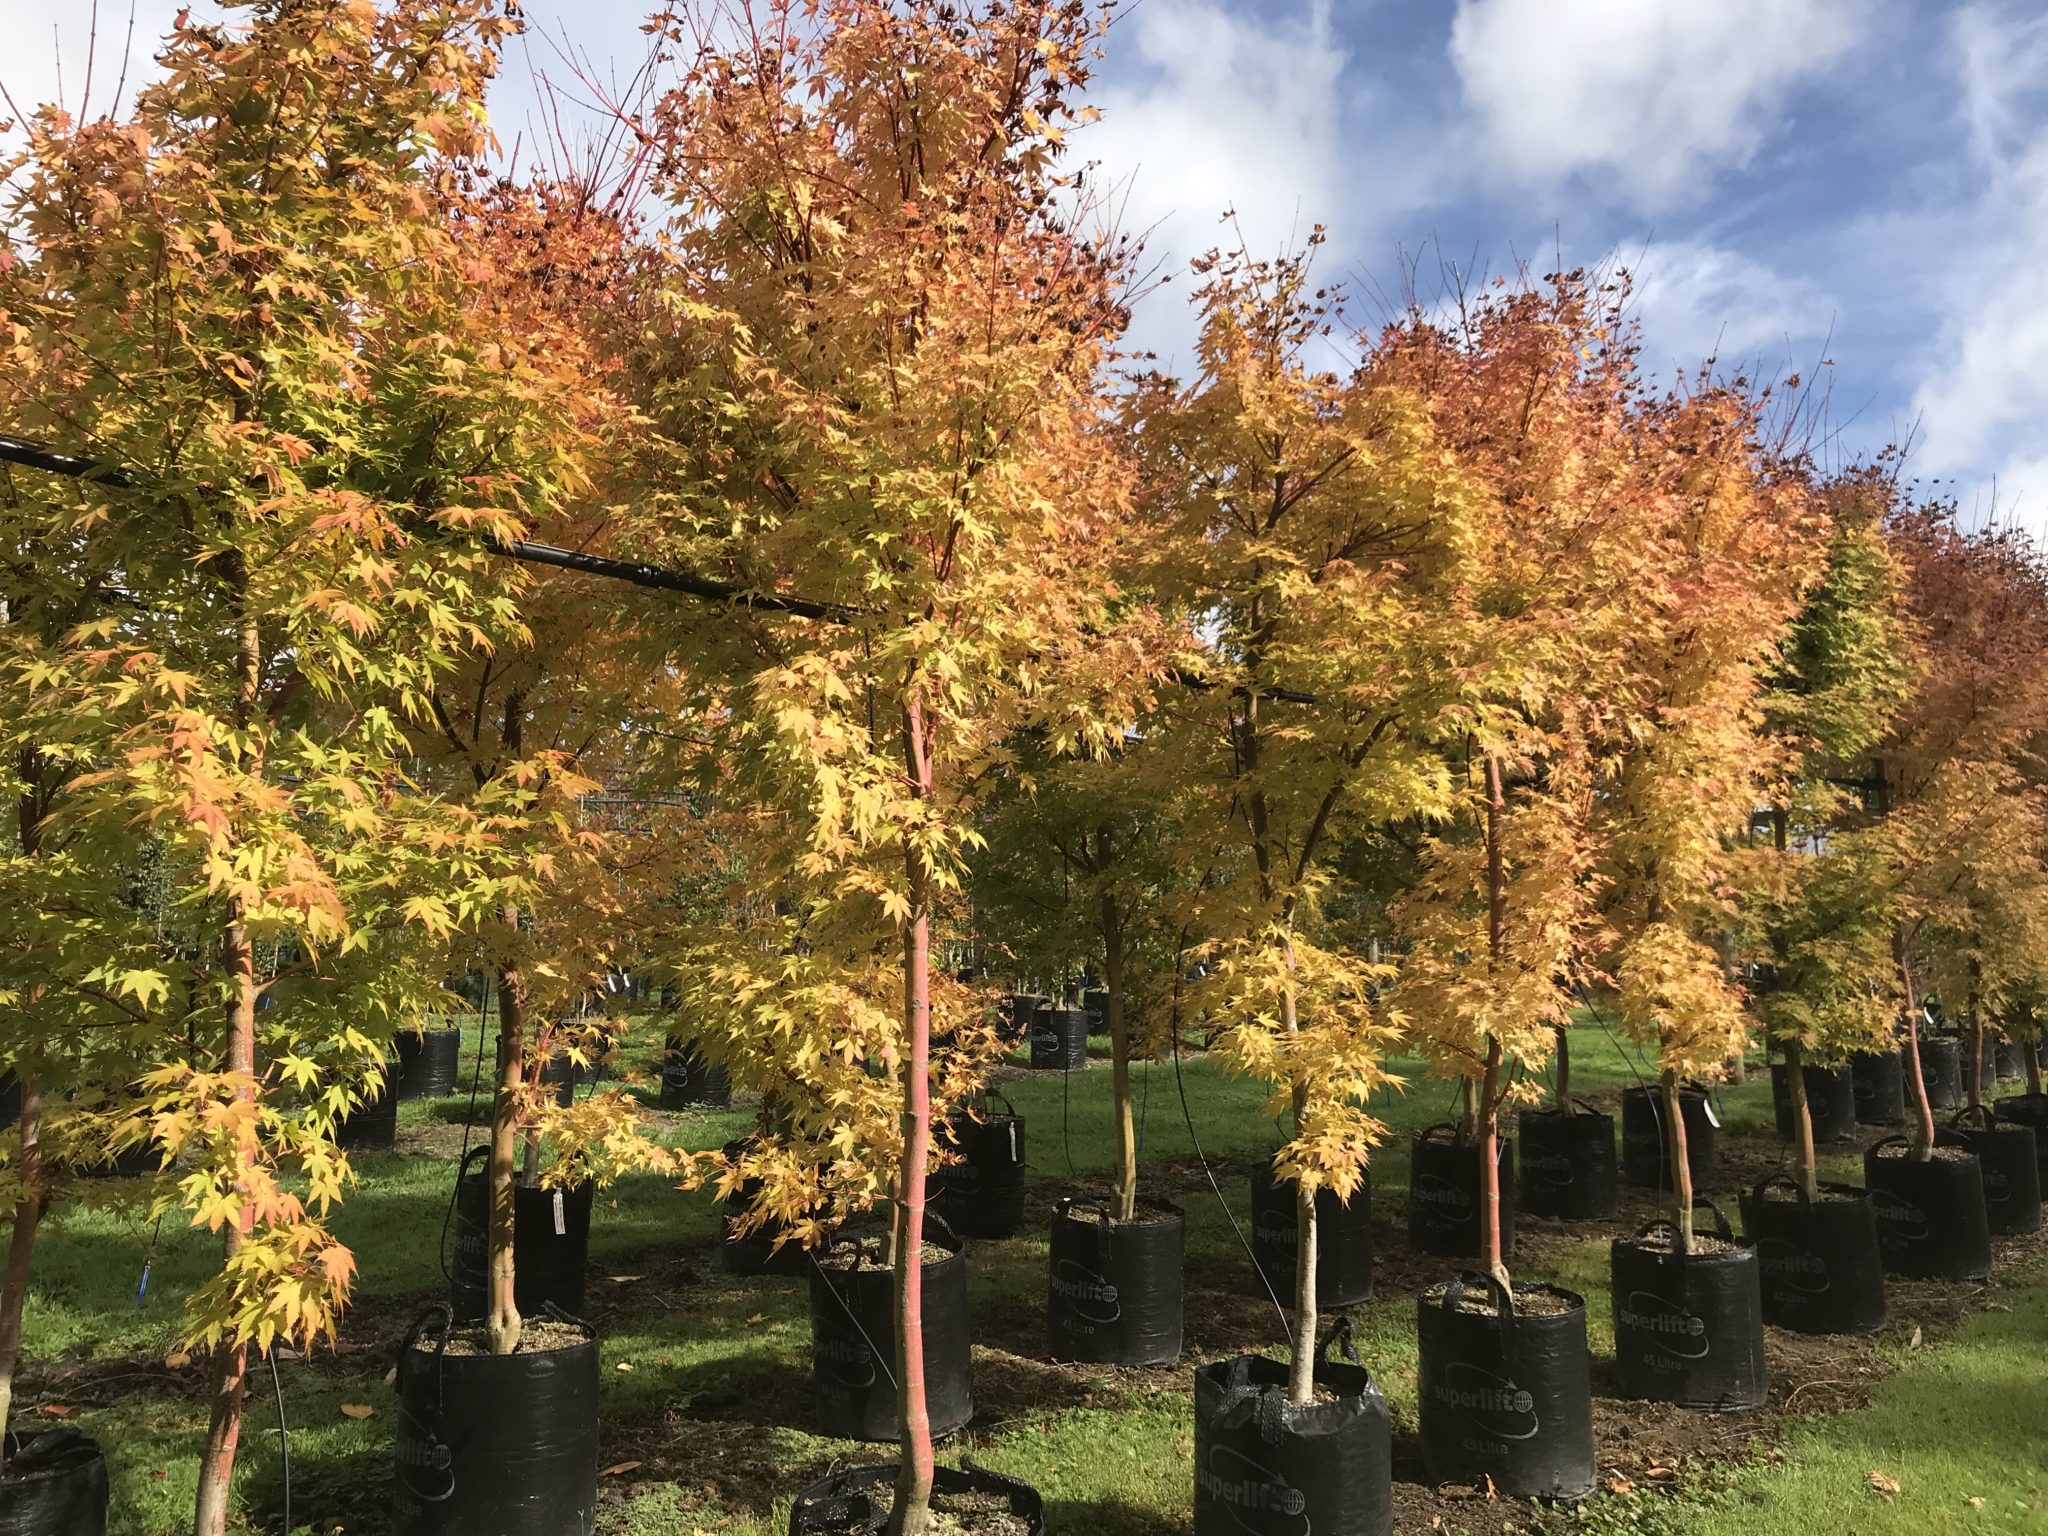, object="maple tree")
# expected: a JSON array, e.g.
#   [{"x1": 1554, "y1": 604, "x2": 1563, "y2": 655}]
[
  {"x1": 1875, "y1": 506, "x2": 2048, "y2": 1152},
  {"x1": 1131, "y1": 240, "x2": 1471, "y2": 1402},
  {"x1": 0, "y1": 1, "x2": 620, "y2": 1526},
  {"x1": 1743, "y1": 471, "x2": 1915, "y2": 1196},
  {"x1": 1594, "y1": 376, "x2": 1827, "y2": 1246},
  {"x1": 1383, "y1": 273, "x2": 1646, "y2": 1289},
  {"x1": 630, "y1": 1, "x2": 1136, "y2": 1525}
]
